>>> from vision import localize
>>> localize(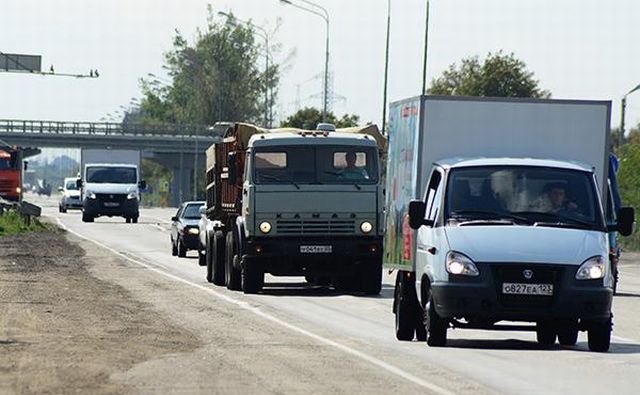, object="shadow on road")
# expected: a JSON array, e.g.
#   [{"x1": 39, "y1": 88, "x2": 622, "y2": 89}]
[
  {"x1": 614, "y1": 292, "x2": 640, "y2": 298},
  {"x1": 259, "y1": 282, "x2": 394, "y2": 299},
  {"x1": 445, "y1": 338, "x2": 640, "y2": 354}
]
